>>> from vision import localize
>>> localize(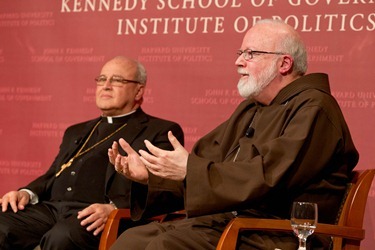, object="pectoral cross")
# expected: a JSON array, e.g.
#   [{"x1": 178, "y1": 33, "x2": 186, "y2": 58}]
[{"x1": 56, "y1": 158, "x2": 74, "y2": 177}]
